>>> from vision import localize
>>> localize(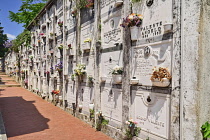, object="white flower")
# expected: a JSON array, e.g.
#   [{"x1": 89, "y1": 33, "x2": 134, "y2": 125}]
[
  {"x1": 128, "y1": 15, "x2": 134, "y2": 20},
  {"x1": 113, "y1": 65, "x2": 120, "y2": 70}
]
